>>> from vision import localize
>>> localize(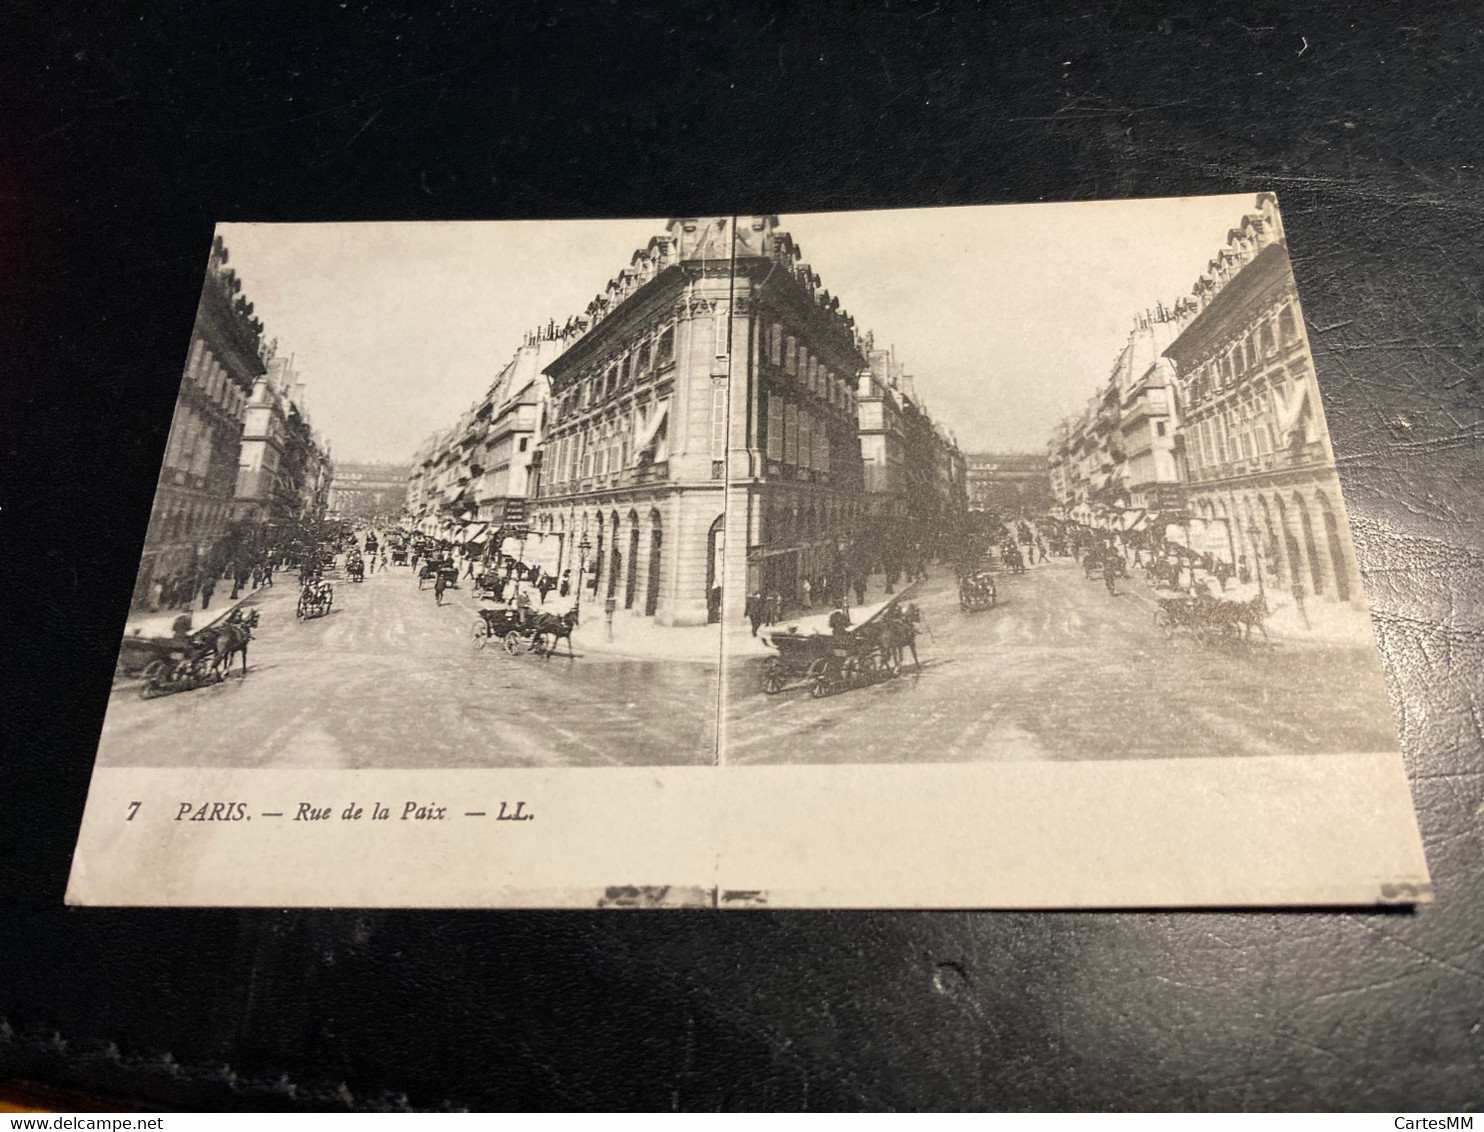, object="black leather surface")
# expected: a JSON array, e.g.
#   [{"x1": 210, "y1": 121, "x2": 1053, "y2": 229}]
[{"x1": 2, "y1": 2, "x2": 1480, "y2": 1111}]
